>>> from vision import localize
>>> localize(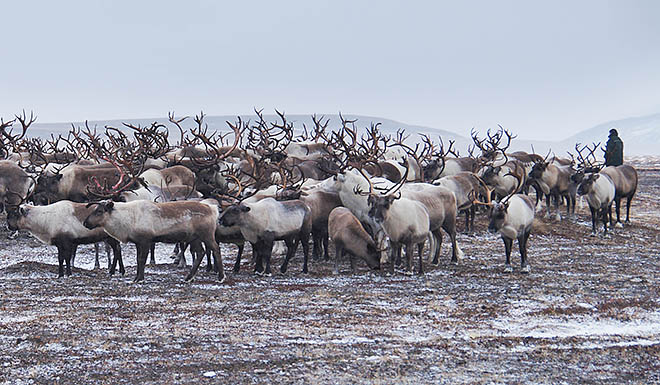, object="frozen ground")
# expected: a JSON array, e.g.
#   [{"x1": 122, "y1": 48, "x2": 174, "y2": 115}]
[{"x1": 0, "y1": 160, "x2": 659, "y2": 384}]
